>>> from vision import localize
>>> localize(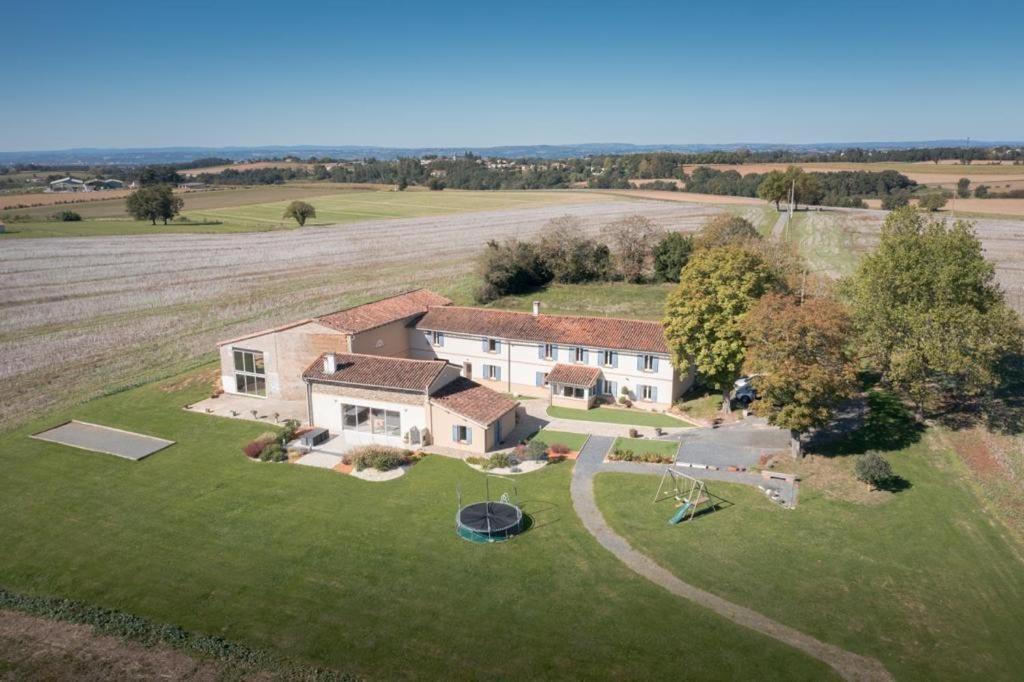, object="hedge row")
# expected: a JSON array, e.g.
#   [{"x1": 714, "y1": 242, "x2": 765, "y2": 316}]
[{"x1": 0, "y1": 586, "x2": 356, "y2": 681}]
